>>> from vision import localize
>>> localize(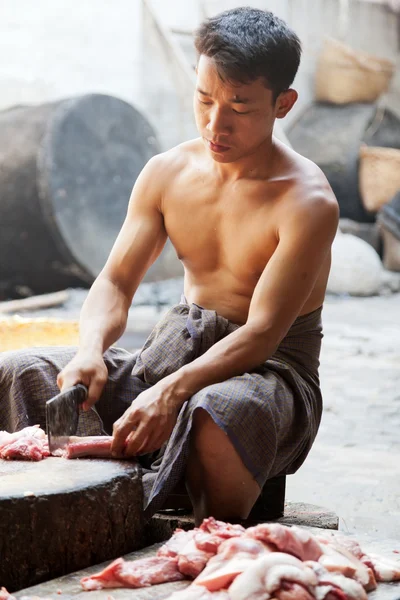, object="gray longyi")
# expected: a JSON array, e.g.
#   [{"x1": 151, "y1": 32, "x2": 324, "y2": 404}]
[{"x1": 0, "y1": 296, "x2": 323, "y2": 518}]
